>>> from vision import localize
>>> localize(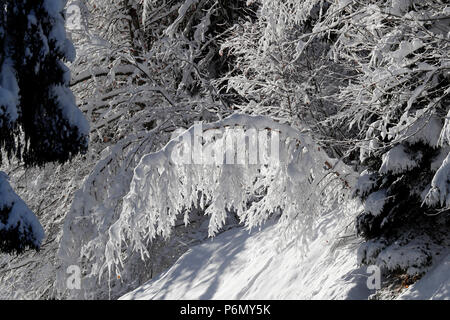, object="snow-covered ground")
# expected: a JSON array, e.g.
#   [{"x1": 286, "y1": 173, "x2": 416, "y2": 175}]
[
  {"x1": 121, "y1": 217, "x2": 449, "y2": 300},
  {"x1": 120, "y1": 204, "x2": 372, "y2": 300},
  {"x1": 398, "y1": 253, "x2": 450, "y2": 300}
]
